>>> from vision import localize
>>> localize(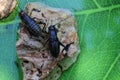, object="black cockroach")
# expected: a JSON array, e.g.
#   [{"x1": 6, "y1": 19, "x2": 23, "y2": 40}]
[
  {"x1": 15, "y1": 3, "x2": 44, "y2": 38},
  {"x1": 19, "y1": 11, "x2": 44, "y2": 38},
  {"x1": 48, "y1": 25, "x2": 74, "y2": 57}
]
